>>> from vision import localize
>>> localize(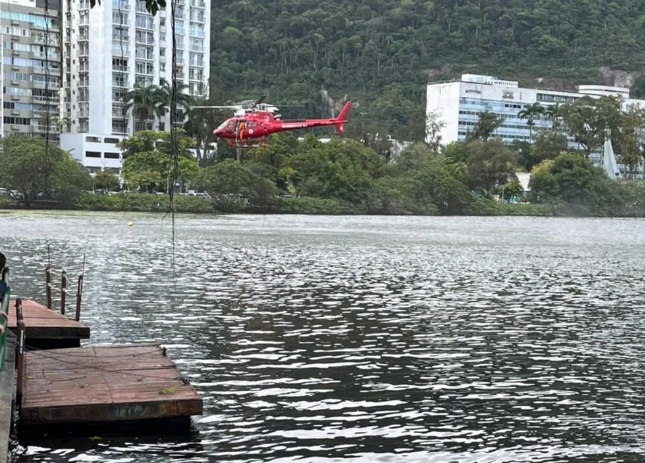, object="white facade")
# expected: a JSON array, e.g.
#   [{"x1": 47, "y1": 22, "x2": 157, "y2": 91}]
[
  {"x1": 60, "y1": 132, "x2": 124, "y2": 174},
  {"x1": 60, "y1": 0, "x2": 210, "y2": 171},
  {"x1": 427, "y1": 74, "x2": 645, "y2": 166}
]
